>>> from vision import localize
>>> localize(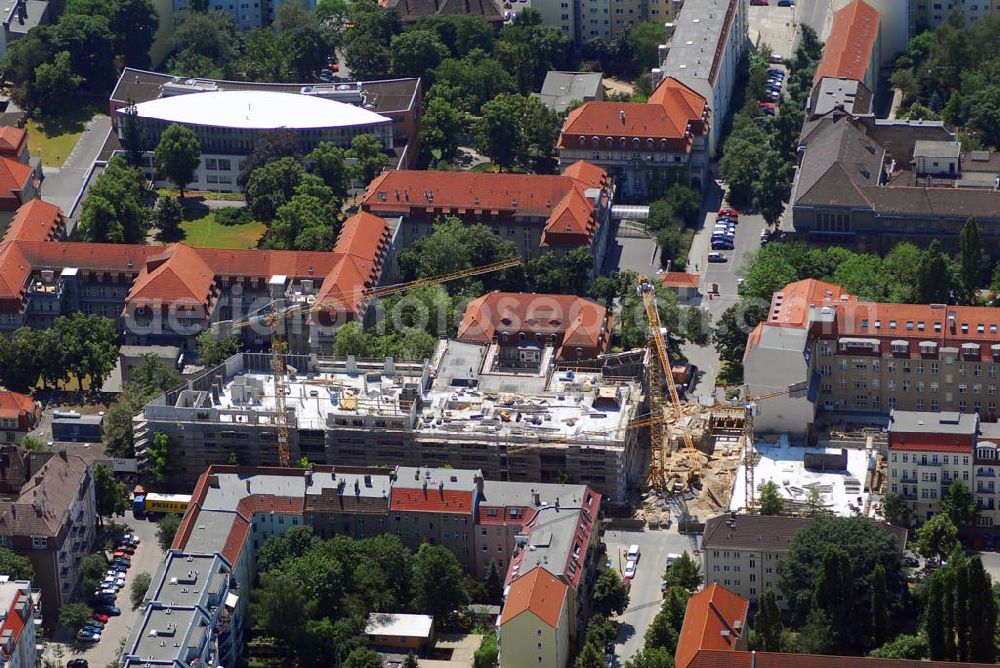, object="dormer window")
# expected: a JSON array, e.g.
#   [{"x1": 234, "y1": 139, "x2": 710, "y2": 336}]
[
  {"x1": 978, "y1": 324, "x2": 986, "y2": 333},
  {"x1": 891, "y1": 340, "x2": 908, "y2": 355},
  {"x1": 906, "y1": 321, "x2": 914, "y2": 330},
  {"x1": 874, "y1": 320, "x2": 881, "y2": 329},
  {"x1": 917, "y1": 321, "x2": 925, "y2": 331},
  {"x1": 579, "y1": 135, "x2": 586, "y2": 146},
  {"x1": 889, "y1": 320, "x2": 897, "y2": 329},
  {"x1": 935, "y1": 322, "x2": 942, "y2": 332},
  {"x1": 861, "y1": 319, "x2": 869, "y2": 329},
  {"x1": 962, "y1": 324, "x2": 969, "y2": 334}
]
